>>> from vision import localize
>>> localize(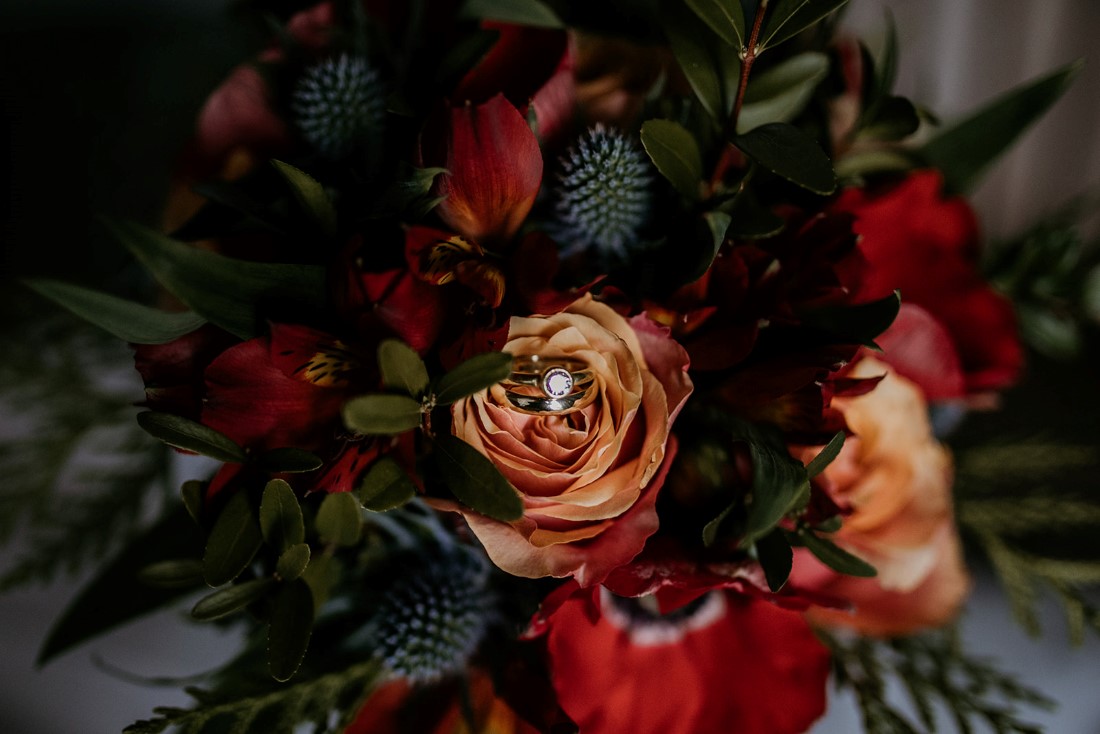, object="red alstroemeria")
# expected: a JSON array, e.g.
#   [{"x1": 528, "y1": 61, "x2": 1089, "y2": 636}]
[{"x1": 542, "y1": 586, "x2": 830, "y2": 734}]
